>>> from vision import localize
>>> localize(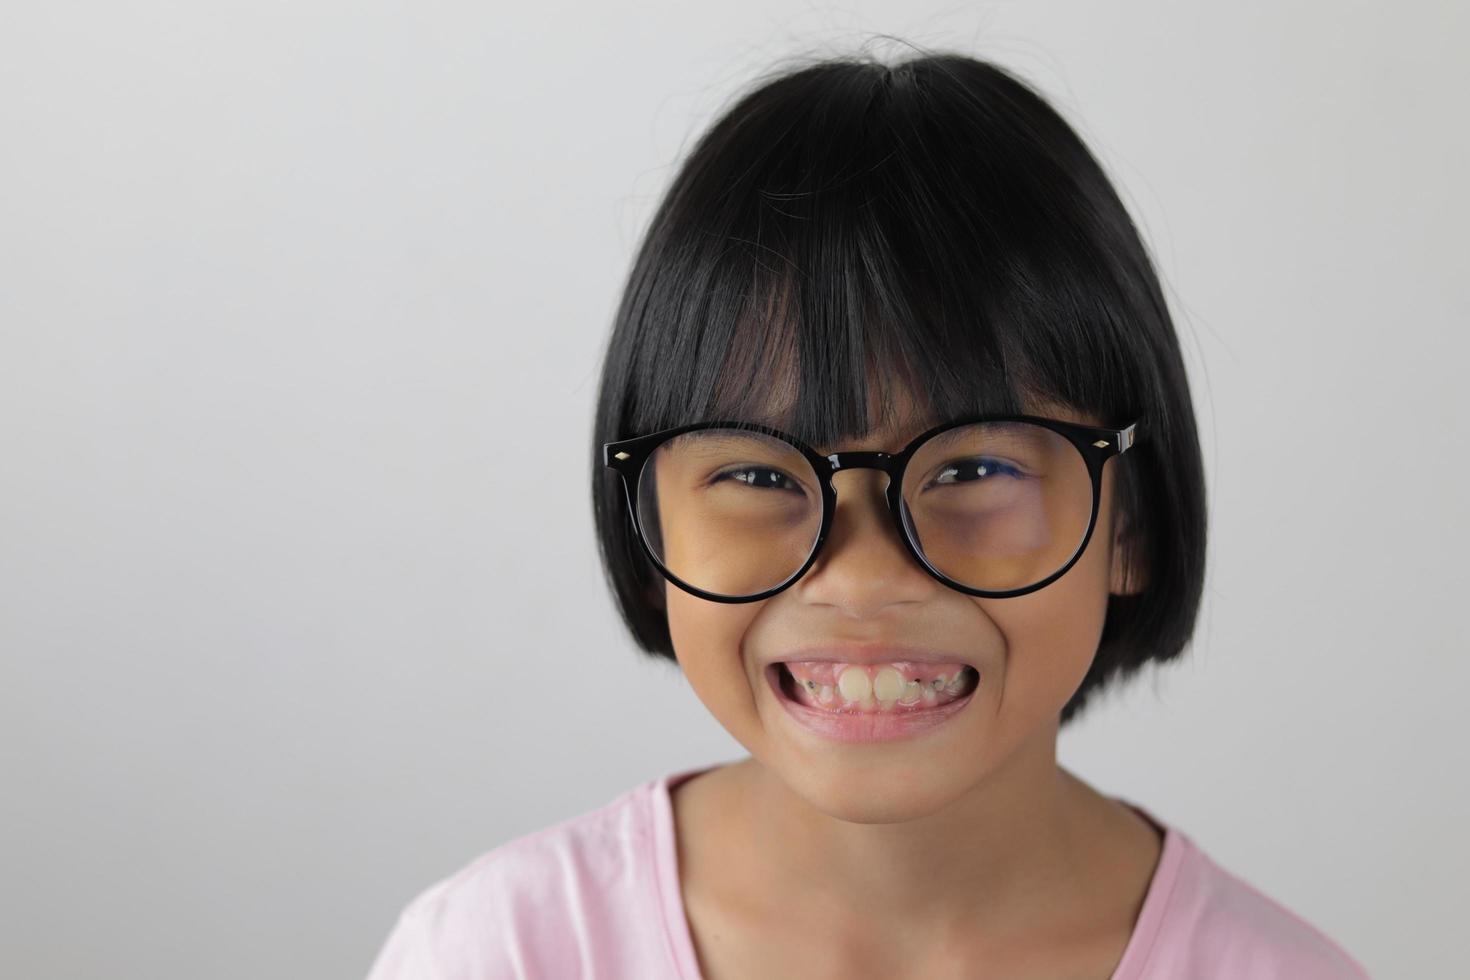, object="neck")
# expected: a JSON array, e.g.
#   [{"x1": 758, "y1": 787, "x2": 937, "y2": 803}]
[{"x1": 728, "y1": 725, "x2": 1098, "y2": 938}]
